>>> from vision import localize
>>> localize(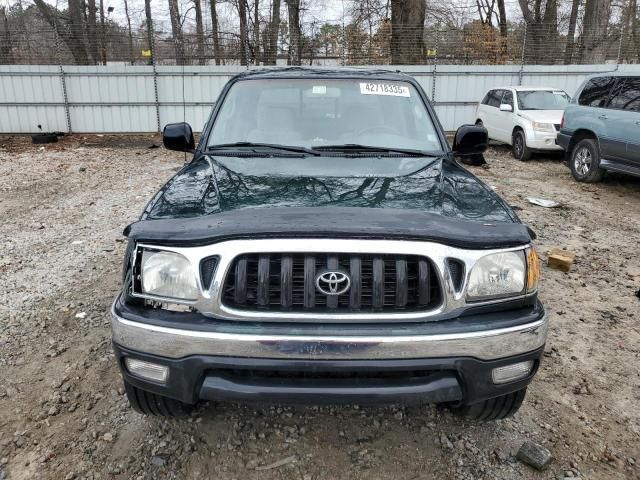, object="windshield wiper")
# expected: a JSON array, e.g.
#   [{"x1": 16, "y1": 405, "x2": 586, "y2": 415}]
[
  {"x1": 312, "y1": 144, "x2": 438, "y2": 156},
  {"x1": 206, "y1": 142, "x2": 320, "y2": 156}
]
